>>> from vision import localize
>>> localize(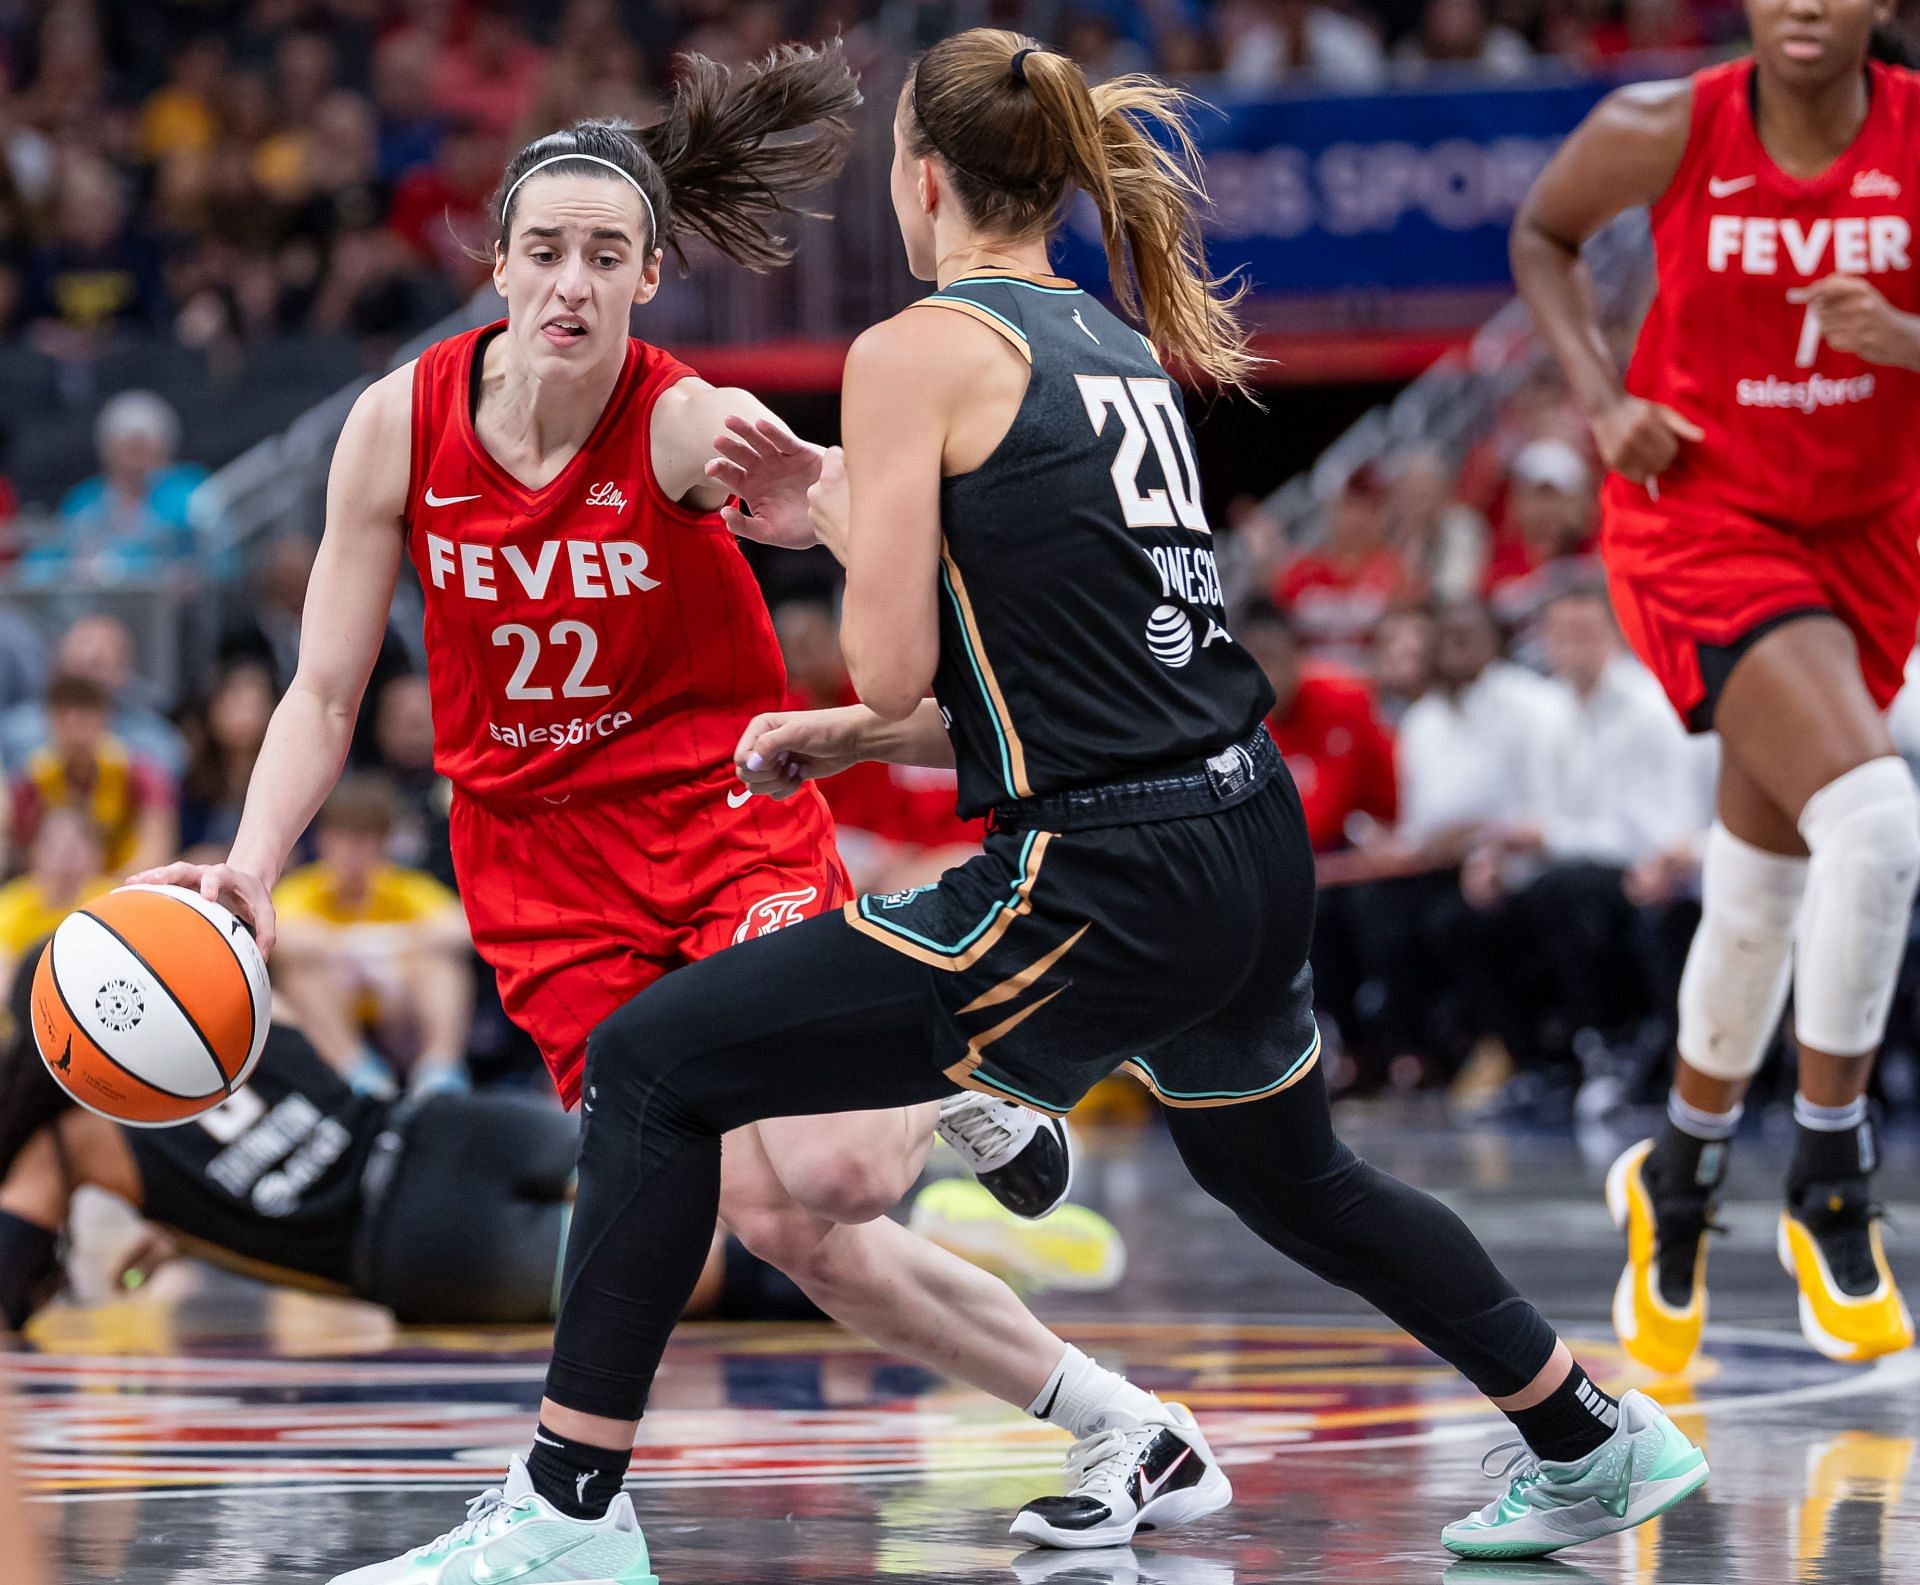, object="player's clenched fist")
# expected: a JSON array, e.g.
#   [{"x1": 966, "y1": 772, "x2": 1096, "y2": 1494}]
[
  {"x1": 733, "y1": 705, "x2": 871, "y2": 800},
  {"x1": 1808, "y1": 273, "x2": 1920, "y2": 368},
  {"x1": 1590, "y1": 394, "x2": 1704, "y2": 485}
]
